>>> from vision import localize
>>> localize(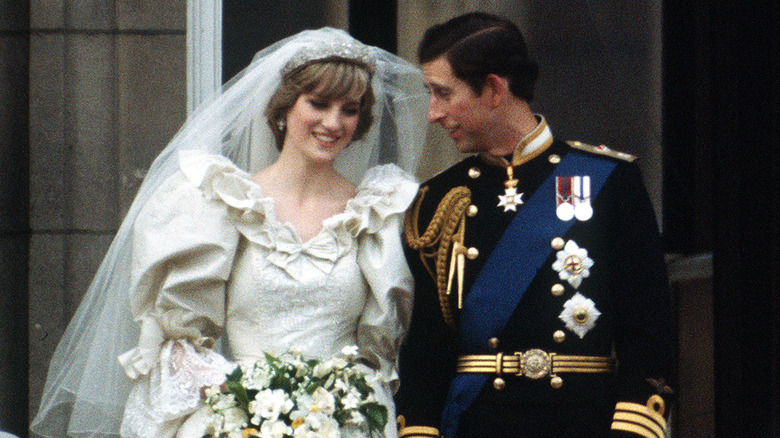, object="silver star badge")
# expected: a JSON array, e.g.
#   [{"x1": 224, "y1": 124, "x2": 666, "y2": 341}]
[{"x1": 498, "y1": 187, "x2": 524, "y2": 212}]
